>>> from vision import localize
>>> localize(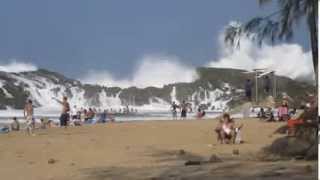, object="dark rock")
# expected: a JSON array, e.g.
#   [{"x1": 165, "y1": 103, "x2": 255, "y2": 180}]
[
  {"x1": 48, "y1": 158, "x2": 57, "y2": 164},
  {"x1": 304, "y1": 165, "x2": 313, "y2": 173},
  {"x1": 264, "y1": 137, "x2": 310, "y2": 157},
  {"x1": 178, "y1": 149, "x2": 186, "y2": 156},
  {"x1": 208, "y1": 154, "x2": 222, "y2": 163},
  {"x1": 232, "y1": 149, "x2": 240, "y2": 155},
  {"x1": 305, "y1": 143, "x2": 317, "y2": 160},
  {"x1": 185, "y1": 161, "x2": 201, "y2": 166}
]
